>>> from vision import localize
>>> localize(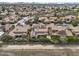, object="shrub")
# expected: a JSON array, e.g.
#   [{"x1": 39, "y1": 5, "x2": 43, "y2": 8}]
[
  {"x1": 30, "y1": 37, "x2": 39, "y2": 42},
  {"x1": 37, "y1": 35, "x2": 50, "y2": 43},
  {"x1": 51, "y1": 35, "x2": 61, "y2": 44},
  {"x1": 65, "y1": 36, "x2": 79, "y2": 43},
  {"x1": 1, "y1": 35, "x2": 14, "y2": 43},
  {"x1": 71, "y1": 20, "x2": 79, "y2": 27}
]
